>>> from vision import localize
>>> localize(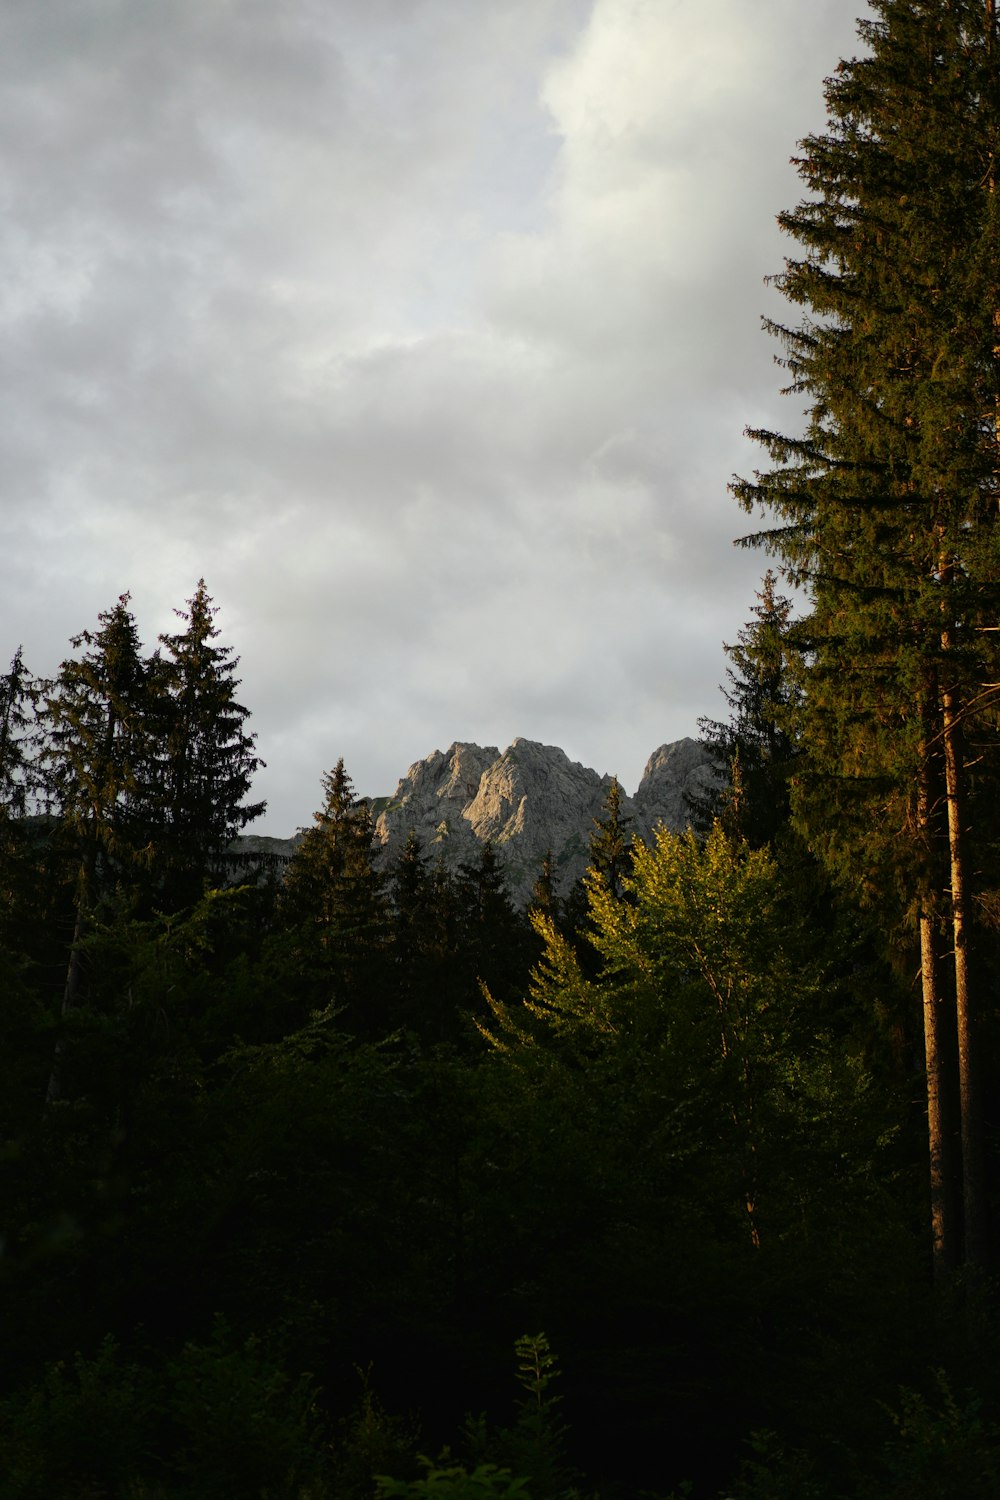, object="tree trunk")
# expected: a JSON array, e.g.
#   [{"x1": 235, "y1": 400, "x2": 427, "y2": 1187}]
[
  {"x1": 940, "y1": 666, "x2": 988, "y2": 1270},
  {"x1": 920, "y1": 907, "x2": 954, "y2": 1280},
  {"x1": 917, "y1": 704, "x2": 957, "y2": 1282},
  {"x1": 45, "y1": 852, "x2": 91, "y2": 1104}
]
